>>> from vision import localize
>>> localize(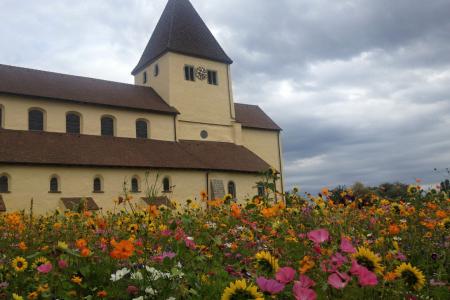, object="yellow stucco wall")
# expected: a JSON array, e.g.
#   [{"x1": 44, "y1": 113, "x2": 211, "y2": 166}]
[
  {"x1": 0, "y1": 165, "x2": 263, "y2": 214},
  {"x1": 241, "y1": 128, "x2": 284, "y2": 193},
  {"x1": 0, "y1": 94, "x2": 175, "y2": 141}
]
